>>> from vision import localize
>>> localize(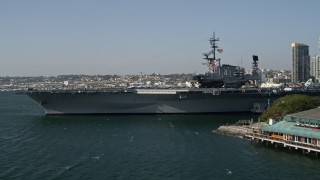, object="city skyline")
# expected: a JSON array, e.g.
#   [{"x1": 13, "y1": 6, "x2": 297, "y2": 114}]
[{"x1": 1, "y1": 0, "x2": 320, "y2": 76}]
